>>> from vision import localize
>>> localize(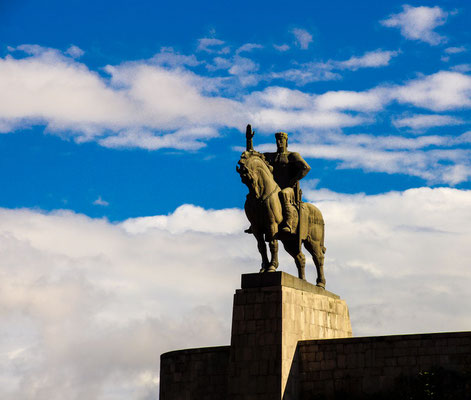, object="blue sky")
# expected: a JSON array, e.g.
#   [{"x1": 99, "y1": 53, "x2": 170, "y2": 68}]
[
  {"x1": 1, "y1": 0, "x2": 470, "y2": 219},
  {"x1": 1, "y1": 1, "x2": 471, "y2": 399}
]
